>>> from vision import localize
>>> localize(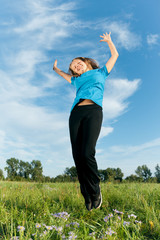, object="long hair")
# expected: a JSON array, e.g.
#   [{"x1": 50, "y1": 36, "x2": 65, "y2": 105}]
[{"x1": 68, "y1": 57, "x2": 100, "y2": 77}]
